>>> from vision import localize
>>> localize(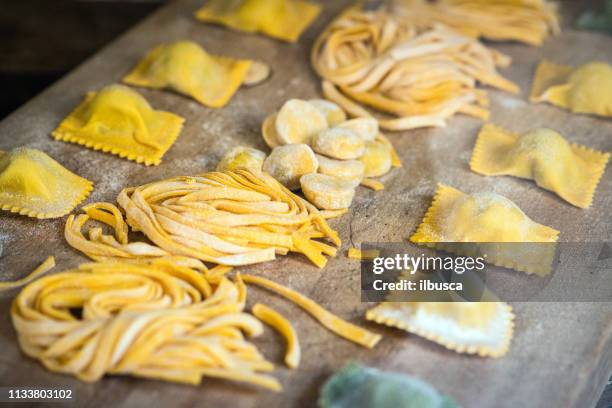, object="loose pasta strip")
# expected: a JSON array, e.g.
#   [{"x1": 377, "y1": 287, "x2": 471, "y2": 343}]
[
  {"x1": 242, "y1": 274, "x2": 381, "y2": 349},
  {"x1": 347, "y1": 248, "x2": 380, "y2": 261},
  {"x1": 252, "y1": 303, "x2": 300, "y2": 369},
  {"x1": 0, "y1": 256, "x2": 55, "y2": 291}
]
